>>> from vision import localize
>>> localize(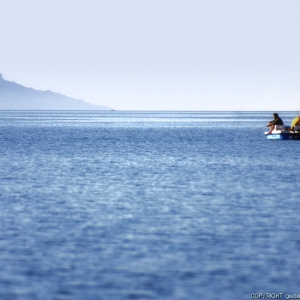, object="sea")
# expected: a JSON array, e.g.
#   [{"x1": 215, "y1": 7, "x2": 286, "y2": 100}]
[{"x1": 0, "y1": 111, "x2": 299, "y2": 300}]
